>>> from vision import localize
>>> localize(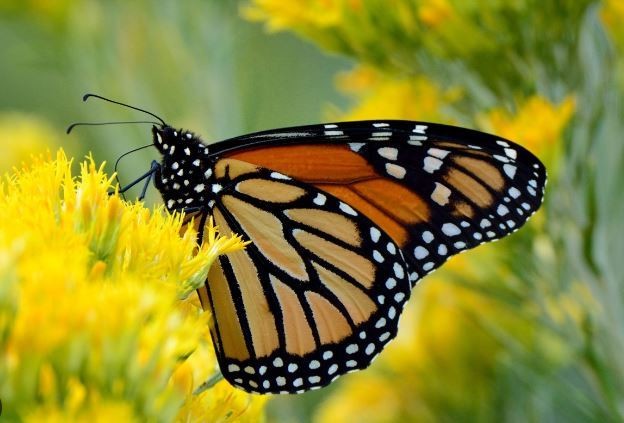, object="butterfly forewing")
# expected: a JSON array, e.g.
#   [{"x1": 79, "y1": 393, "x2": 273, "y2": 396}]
[{"x1": 215, "y1": 121, "x2": 545, "y2": 281}]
